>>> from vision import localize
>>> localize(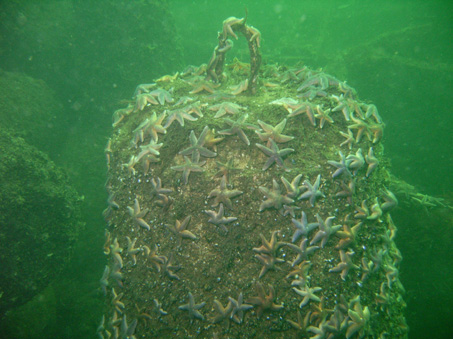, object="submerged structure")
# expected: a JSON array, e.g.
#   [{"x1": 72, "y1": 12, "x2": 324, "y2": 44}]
[{"x1": 99, "y1": 15, "x2": 407, "y2": 338}]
